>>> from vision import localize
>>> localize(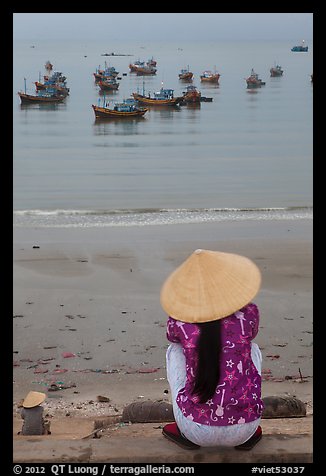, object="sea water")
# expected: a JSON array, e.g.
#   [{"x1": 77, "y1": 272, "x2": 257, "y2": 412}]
[{"x1": 13, "y1": 39, "x2": 313, "y2": 227}]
